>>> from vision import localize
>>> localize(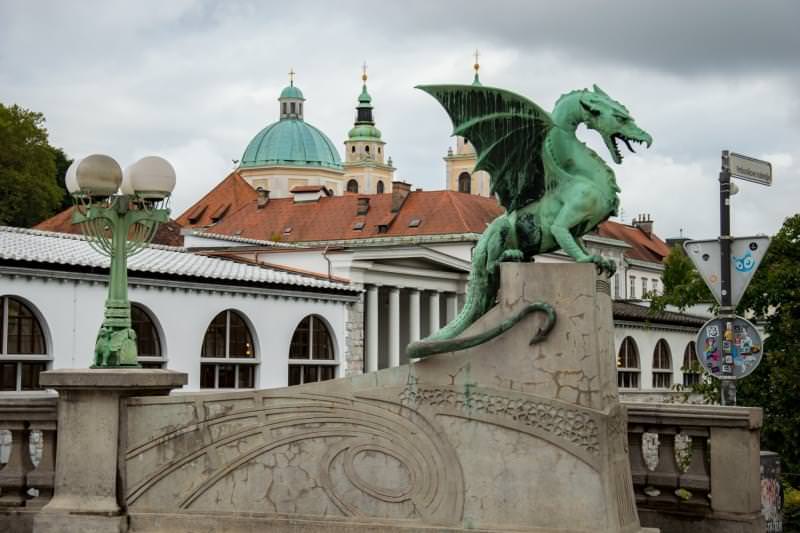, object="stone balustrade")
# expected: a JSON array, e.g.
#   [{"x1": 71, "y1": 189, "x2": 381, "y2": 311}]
[
  {"x1": 0, "y1": 395, "x2": 767, "y2": 533},
  {"x1": 625, "y1": 402, "x2": 764, "y2": 532},
  {"x1": 0, "y1": 396, "x2": 58, "y2": 511}
]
